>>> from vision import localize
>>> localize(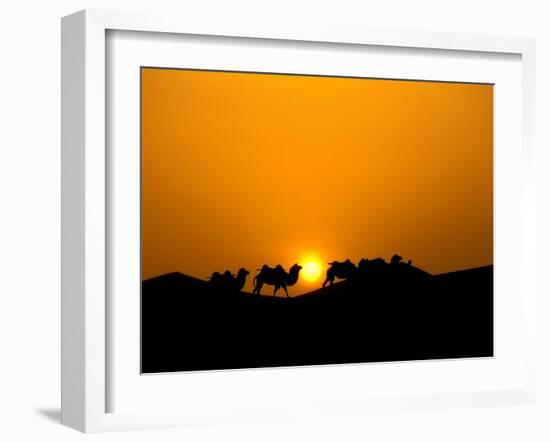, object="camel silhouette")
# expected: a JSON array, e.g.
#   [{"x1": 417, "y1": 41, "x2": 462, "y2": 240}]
[
  {"x1": 208, "y1": 268, "x2": 250, "y2": 292},
  {"x1": 357, "y1": 257, "x2": 387, "y2": 274},
  {"x1": 253, "y1": 263, "x2": 302, "y2": 297},
  {"x1": 322, "y1": 259, "x2": 356, "y2": 288},
  {"x1": 233, "y1": 268, "x2": 250, "y2": 291}
]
